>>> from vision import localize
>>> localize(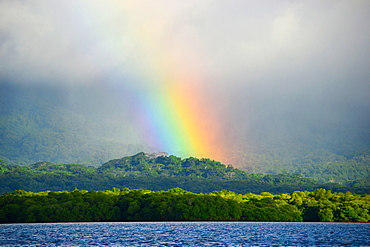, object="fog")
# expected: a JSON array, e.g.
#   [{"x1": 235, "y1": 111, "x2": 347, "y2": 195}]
[{"x1": 0, "y1": 1, "x2": 369, "y2": 166}]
